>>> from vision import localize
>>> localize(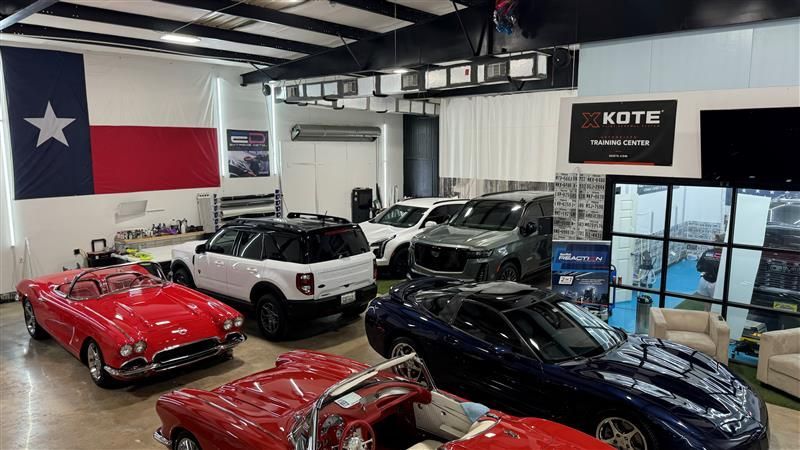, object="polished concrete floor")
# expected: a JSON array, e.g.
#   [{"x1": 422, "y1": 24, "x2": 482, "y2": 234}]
[{"x1": 1, "y1": 300, "x2": 798, "y2": 450}]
